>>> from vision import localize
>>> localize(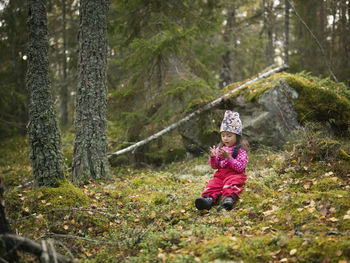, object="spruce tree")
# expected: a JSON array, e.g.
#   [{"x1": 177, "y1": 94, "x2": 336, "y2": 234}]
[
  {"x1": 72, "y1": 0, "x2": 110, "y2": 184},
  {"x1": 26, "y1": 0, "x2": 64, "y2": 187}
]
